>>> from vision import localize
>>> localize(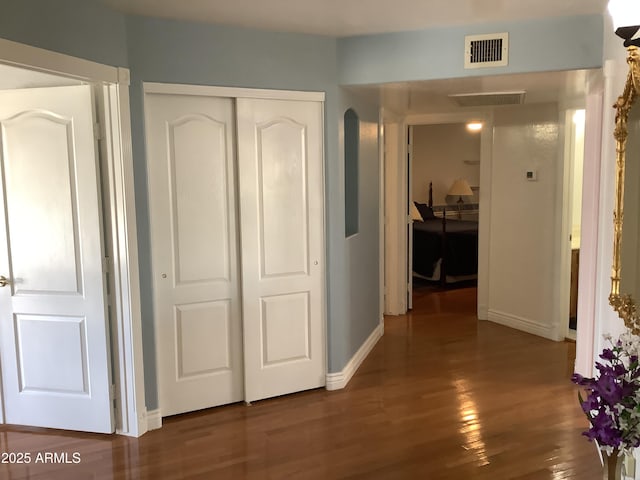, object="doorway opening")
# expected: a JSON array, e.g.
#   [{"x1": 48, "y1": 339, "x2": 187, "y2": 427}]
[{"x1": 408, "y1": 122, "x2": 481, "y2": 311}]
